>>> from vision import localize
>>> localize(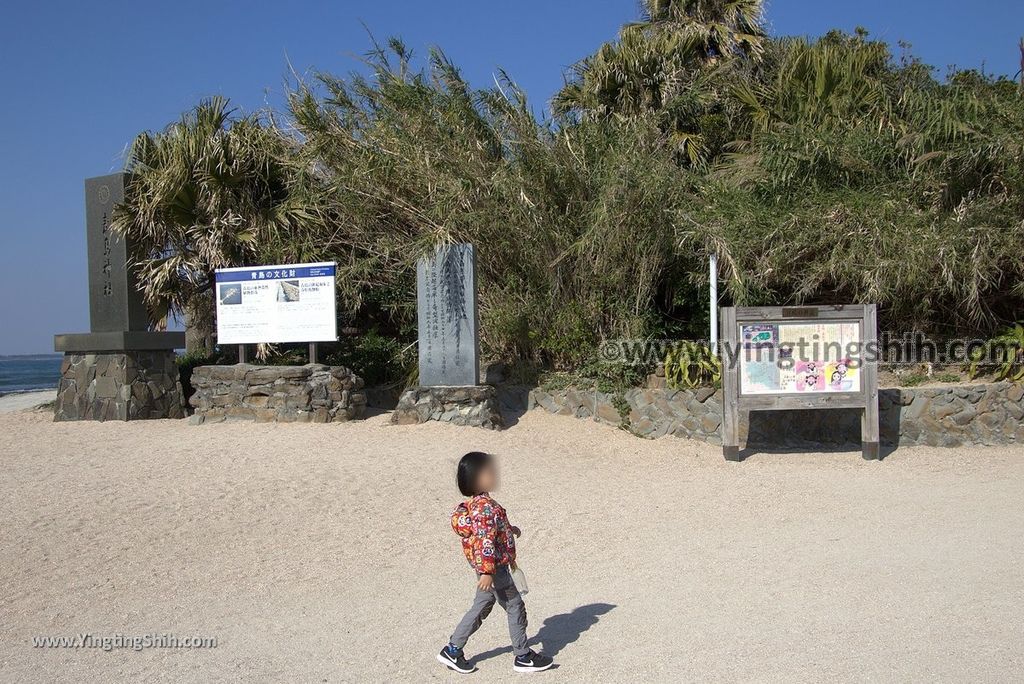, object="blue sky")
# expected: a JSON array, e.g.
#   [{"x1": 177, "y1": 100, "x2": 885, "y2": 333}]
[{"x1": 1, "y1": 0, "x2": 1021, "y2": 355}]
